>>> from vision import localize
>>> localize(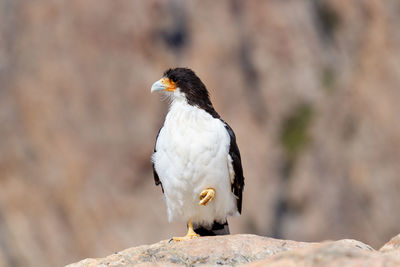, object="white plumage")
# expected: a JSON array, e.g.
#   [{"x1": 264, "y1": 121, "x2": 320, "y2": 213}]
[
  {"x1": 152, "y1": 91, "x2": 238, "y2": 227},
  {"x1": 151, "y1": 68, "x2": 244, "y2": 239}
]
